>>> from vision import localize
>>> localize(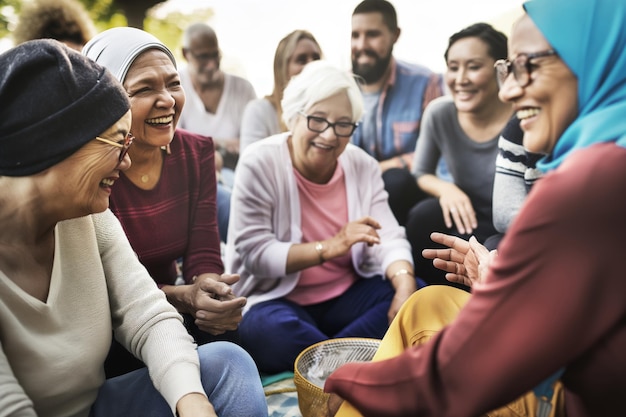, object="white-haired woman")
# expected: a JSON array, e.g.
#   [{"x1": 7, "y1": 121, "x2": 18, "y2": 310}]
[{"x1": 226, "y1": 60, "x2": 423, "y2": 374}]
